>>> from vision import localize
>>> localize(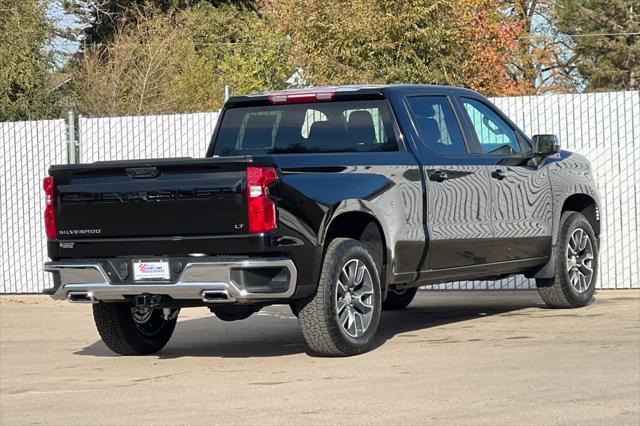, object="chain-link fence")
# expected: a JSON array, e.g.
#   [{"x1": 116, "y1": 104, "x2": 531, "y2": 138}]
[{"x1": 1, "y1": 92, "x2": 638, "y2": 293}]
